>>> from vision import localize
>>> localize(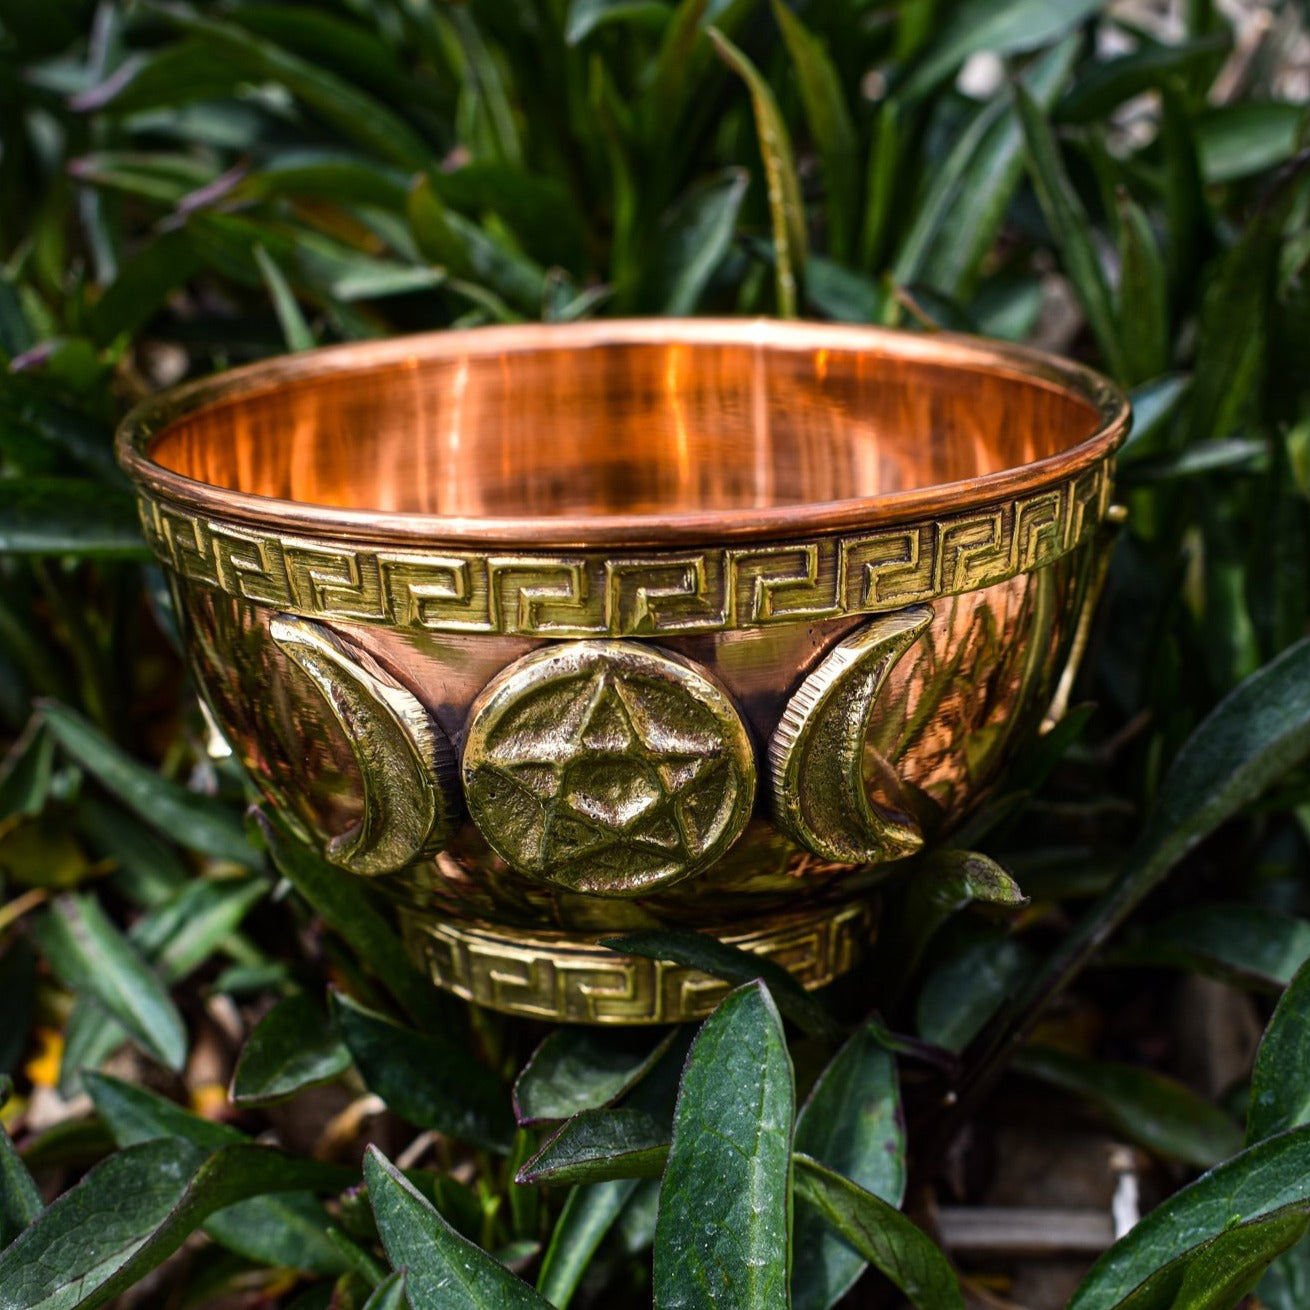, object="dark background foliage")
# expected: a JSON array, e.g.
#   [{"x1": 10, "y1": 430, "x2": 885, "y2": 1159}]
[{"x1": 0, "y1": 0, "x2": 1309, "y2": 1307}]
